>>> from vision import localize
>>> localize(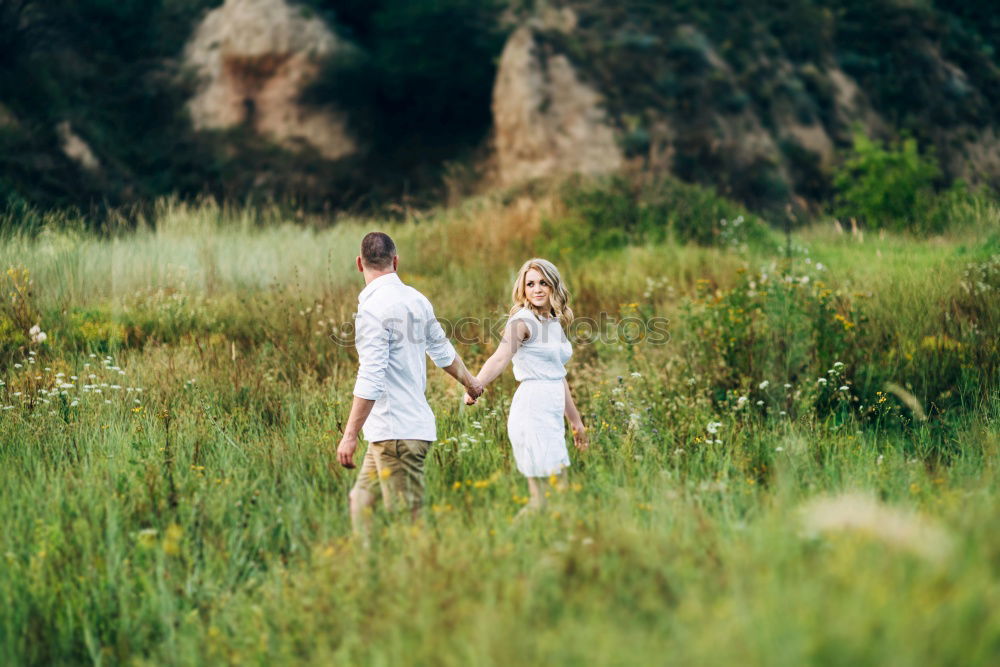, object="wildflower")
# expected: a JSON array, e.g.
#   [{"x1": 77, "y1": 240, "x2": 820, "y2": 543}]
[
  {"x1": 817, "y1": 378, "x2": 827, "y2": 385},
  {"x1": 779, "y1": 411, "x2": 787, "y2": 416},
  {"x1": 70, "y1": 400, "x2": 79, "y2": 407},
  {"x1": 736, "y1": 396, "x2": 748, "y2": 409},
  {"x1": 630, "y1": 372, "x2": 641, "y2": 378},
  {"x1": 839, "y1": 385, "x2": 849, "y2": 391},
  {"x1": 783, "y1": 383, "x2": 792, "y2": 389},
  {"x1": 833, "y1": 361, "x2": 844, "y2": 369},
  {"x1": 713, "y1": 439, "x2": 722, "y2": 445},
  {"x1": 13, "y1": 363, "x2": 22, "y2": 369},
  {"x1": 758, "y1": 380, "x2": 769, "y2": 390},
  {"x1": 756, "y1": 400, "x2": 764, "y2": 406},
  {"x1": 706, "y1": 421, "x2": 722, "y2": 434},
  {"x1": 775, "y1": 446, "x2": 784, "y2": 452},
  {"x1": 2, "y1": 406, "x2": 12, "y2": 410}
]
